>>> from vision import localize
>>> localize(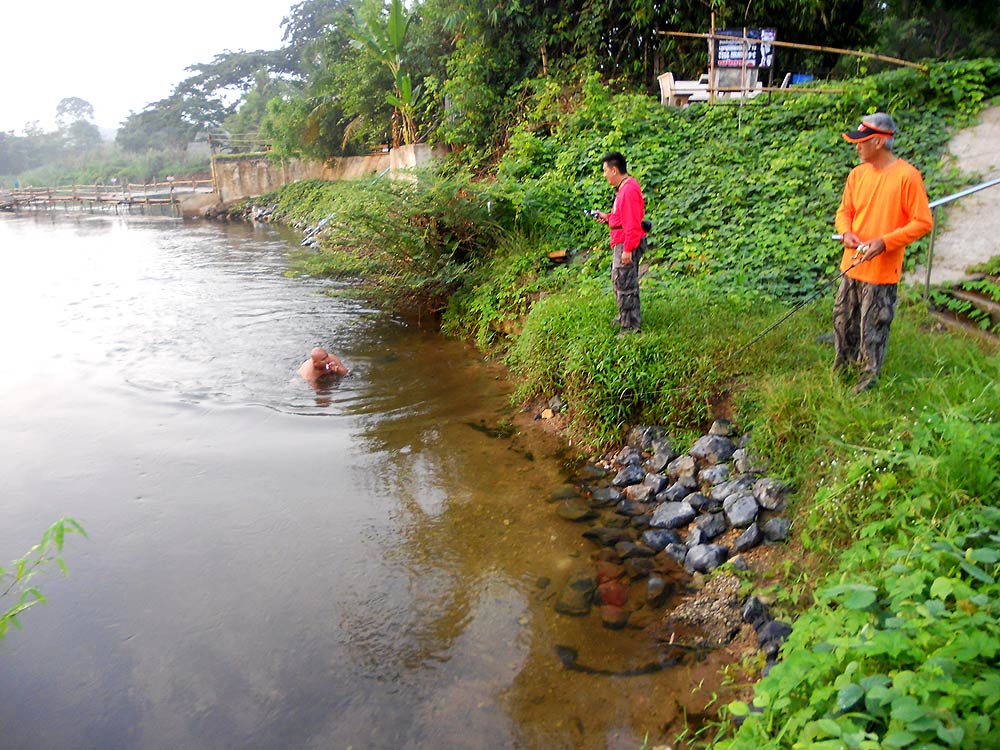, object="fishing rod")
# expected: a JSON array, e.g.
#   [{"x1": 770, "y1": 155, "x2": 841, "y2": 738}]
[{"x1": 698, "y1": 235, "x2": 868, "y2": 382}]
